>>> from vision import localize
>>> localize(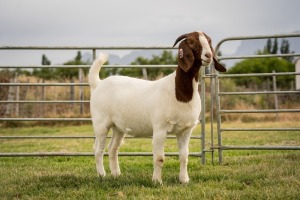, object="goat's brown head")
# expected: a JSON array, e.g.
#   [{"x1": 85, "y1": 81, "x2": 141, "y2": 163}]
[{"x1": 173, "y1": 31, "x2": 226, "y2": 73}]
